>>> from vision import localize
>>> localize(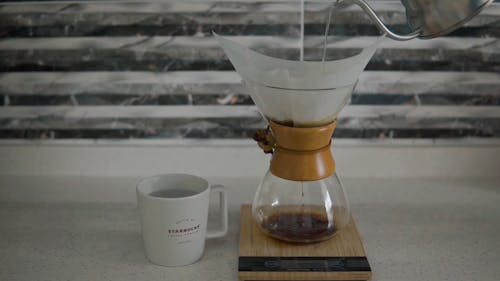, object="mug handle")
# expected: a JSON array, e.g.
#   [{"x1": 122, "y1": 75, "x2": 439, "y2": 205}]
[{"x1": 206, "y1": 184, "x2": 228, "y2": 239}]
